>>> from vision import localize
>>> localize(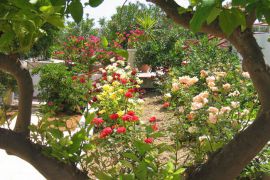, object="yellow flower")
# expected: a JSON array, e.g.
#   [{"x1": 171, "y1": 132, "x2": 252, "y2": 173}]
[
  {"x1": 112, "y1": 81, "x2": 120, "y2": 86},
  {"x1": 110, "y1": 93, "x2": 117, "y2": 100},
  {"x1": 118, "y1": 89, "x2": 124, "y2": 94},
  {"x1": 117, "y1": 110, "x2": 125, "y2": 117},
  {"x1": 99, "y1": 109, "x2": 106, "y2": 114},
  {"x1": 103, "y1": 84, "x2": 114, "y2": 92},
  {"x1": 96, "y1": 95, "x2": 103, "y2": 100}
]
